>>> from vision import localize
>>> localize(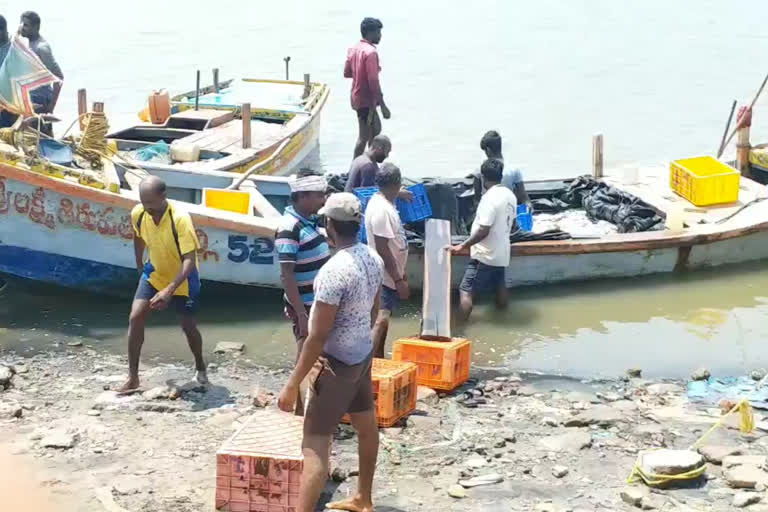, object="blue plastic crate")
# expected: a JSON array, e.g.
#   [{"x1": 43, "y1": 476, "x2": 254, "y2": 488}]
[
  {"x1": 353, "y1": 183, "x2": 432, "y2": 223},
  {"x1": 517, "y1": 204, "x2": 533, "y2": 231},
  {"x1": 396, "y1": 183, "x2": 432, "y2": 222}
]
